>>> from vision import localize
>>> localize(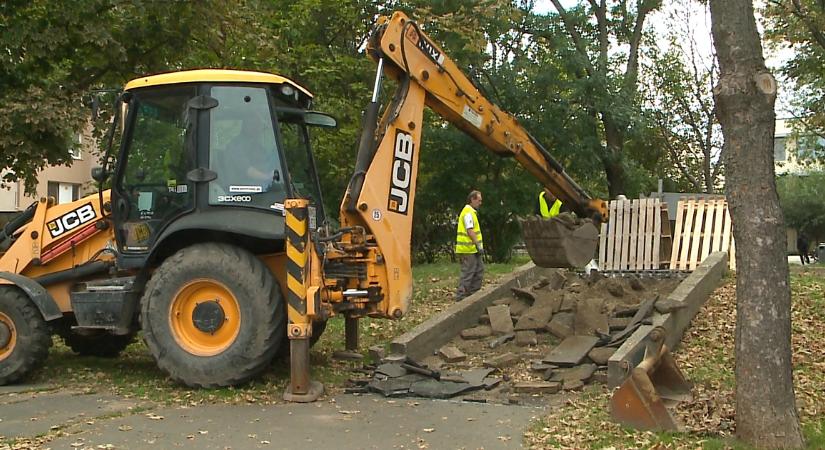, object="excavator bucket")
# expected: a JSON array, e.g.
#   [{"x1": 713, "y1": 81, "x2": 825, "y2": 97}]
[
  {"x1": 520, "y1": 213, "x2": 599, "y2": 268},
  {"x1": 610, "y1": 328, "x2": 693, "y2": 431}
]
